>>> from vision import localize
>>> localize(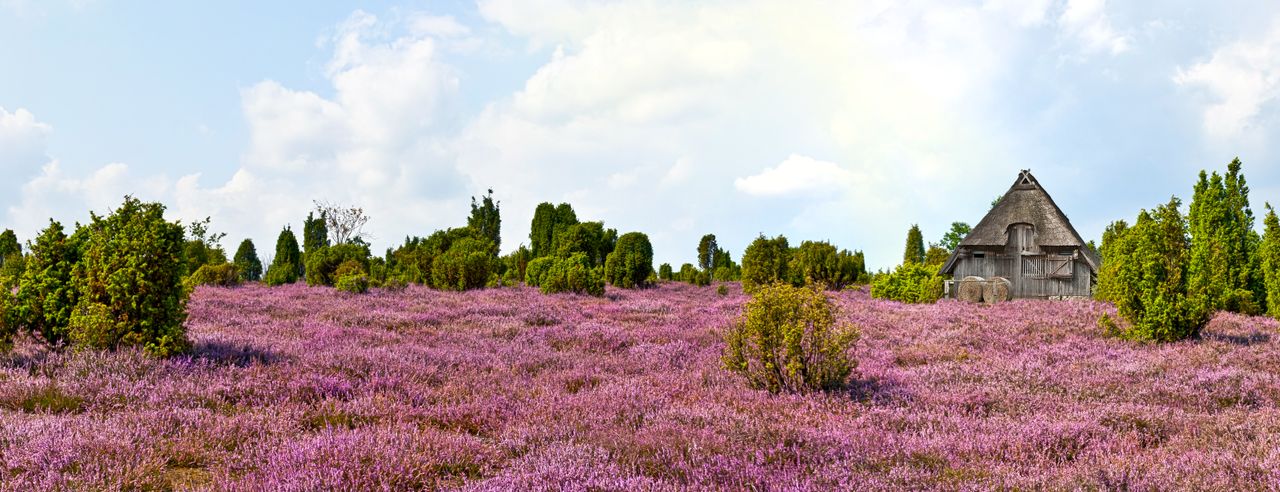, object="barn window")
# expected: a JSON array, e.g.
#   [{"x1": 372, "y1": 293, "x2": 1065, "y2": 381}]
[
  {"x1": 1046, "y1": 255, "x2": 1073, "y2": 279},
  {"x1": 973, "y1": 252, "x2": 985, "y2": 259}
]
